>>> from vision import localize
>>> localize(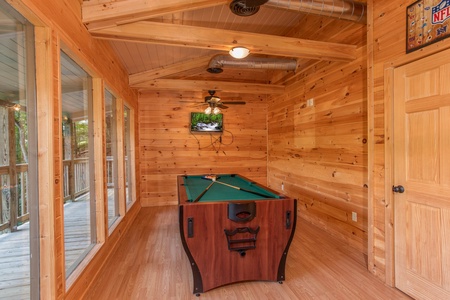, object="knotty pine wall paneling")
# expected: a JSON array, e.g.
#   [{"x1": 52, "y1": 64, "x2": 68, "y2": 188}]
[
  {"x1": 268, "y1": 47, "x2": 368, "y2": 254},
  {"x1": 267, "y1": 14, "x2": 368, "y2": 255},
  {"x1": 138, "y1": 90, "x2": 269, "y2": 207},
  {"x1": 369, "y1": 0, "x2": 450, "y2": 284}
]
